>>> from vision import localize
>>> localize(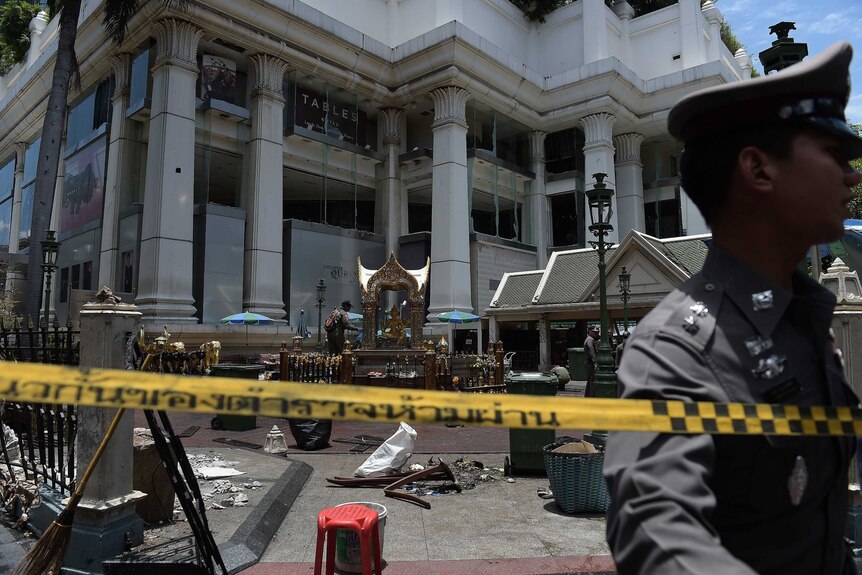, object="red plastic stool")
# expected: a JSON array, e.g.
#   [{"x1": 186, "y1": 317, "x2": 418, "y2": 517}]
[{"x1": 314, "y1": 503, "x2": 383, "y2": 575}]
